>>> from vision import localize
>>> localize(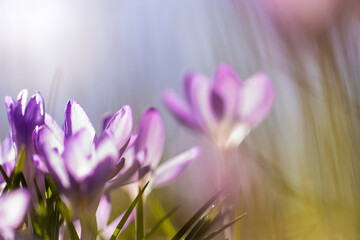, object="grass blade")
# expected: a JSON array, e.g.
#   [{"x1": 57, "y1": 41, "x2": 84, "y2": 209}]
[
  {"x1": 136, "y1": 188, "x2": 144, "y2": 240},
  {"x1": 110, "y1": 181, "x2": 149, "y2": 240},
  {"x1": 185, "y1": 205, "x2": 217, "y2": 240},
  {"x1": 148, "y1": 194, "x2": 177, "y2": 238},
  {"x1": 202, "y1": 213, "x2": 247, "y2": 240},
  {"x1": 0, "y1": 164, "x2": 11, "y2": 186},
  {"x1": 145, "y1": 205, "x2": 179, "y2": 238},
  {"x1": 171, "y1": 192, "x2": 221, "y2": 240}
]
